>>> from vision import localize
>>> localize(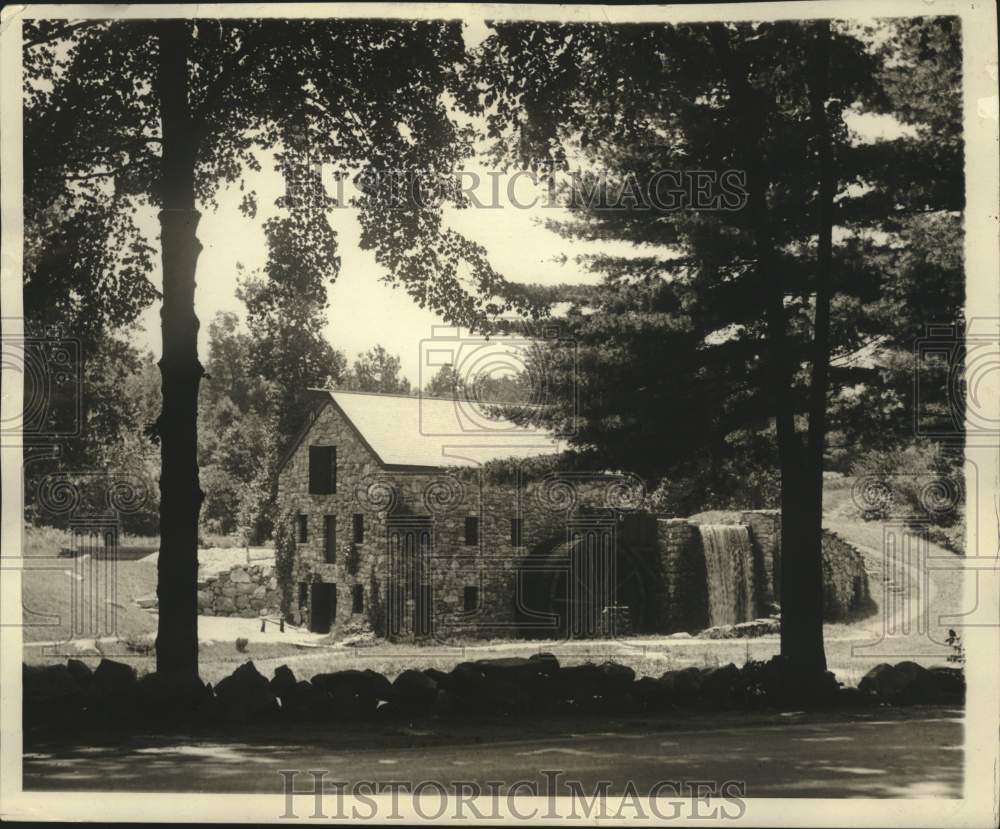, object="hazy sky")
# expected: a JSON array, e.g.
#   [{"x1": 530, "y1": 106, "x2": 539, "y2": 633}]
[{"x1": 133, "y1": 155, "x2": 643, "y2": 384}]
